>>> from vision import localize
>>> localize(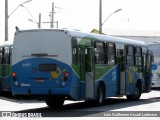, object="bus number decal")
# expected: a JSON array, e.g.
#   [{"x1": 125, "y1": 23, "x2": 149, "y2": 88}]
[{"x1": 22, "y1": 63, "x2": 32, "y2": 67}]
